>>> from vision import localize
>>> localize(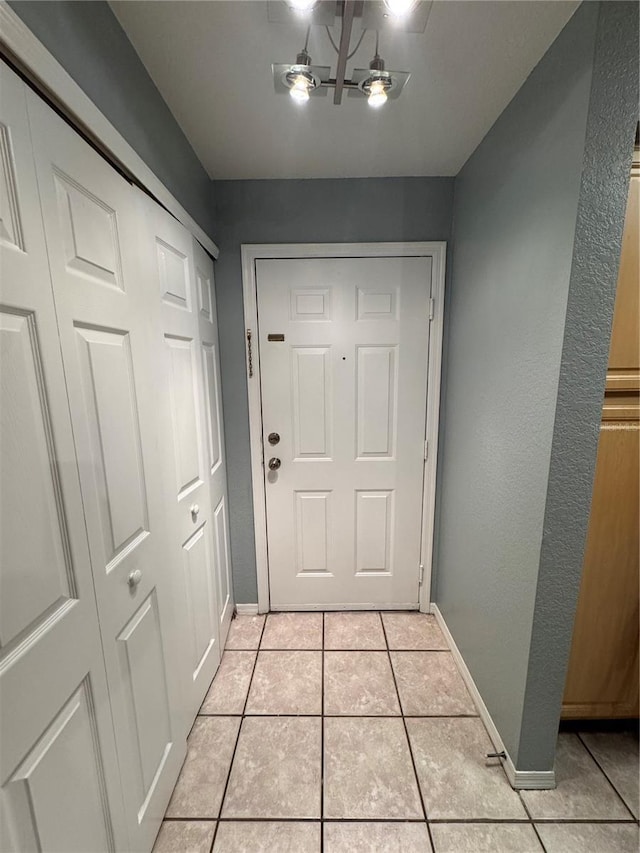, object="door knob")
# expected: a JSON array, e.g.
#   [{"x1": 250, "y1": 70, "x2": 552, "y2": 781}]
[
  {"x1": 268, "y1": 457, "x2": 281, "y2": 470},
  {"x1": 190, "y1": 504, "x2": 200, "y2": 519},
  {"x1": 128, "y1": 569, "x2": 143, "y2": 588}
]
